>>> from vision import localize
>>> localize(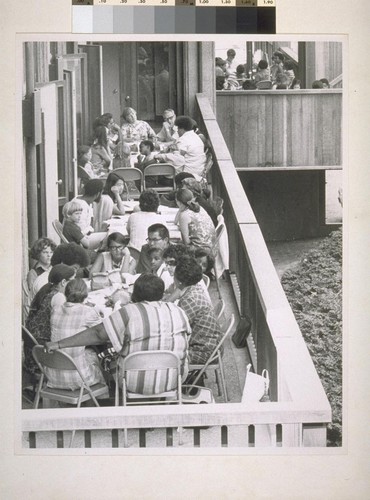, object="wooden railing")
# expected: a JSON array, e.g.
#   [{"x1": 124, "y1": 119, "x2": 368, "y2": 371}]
[
  {"x1": 20, "y1": 94, "x2": 331, "y2": 450},
  {"x1": 216, "y1": 89, "x2": 342, "y2": 169}
]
